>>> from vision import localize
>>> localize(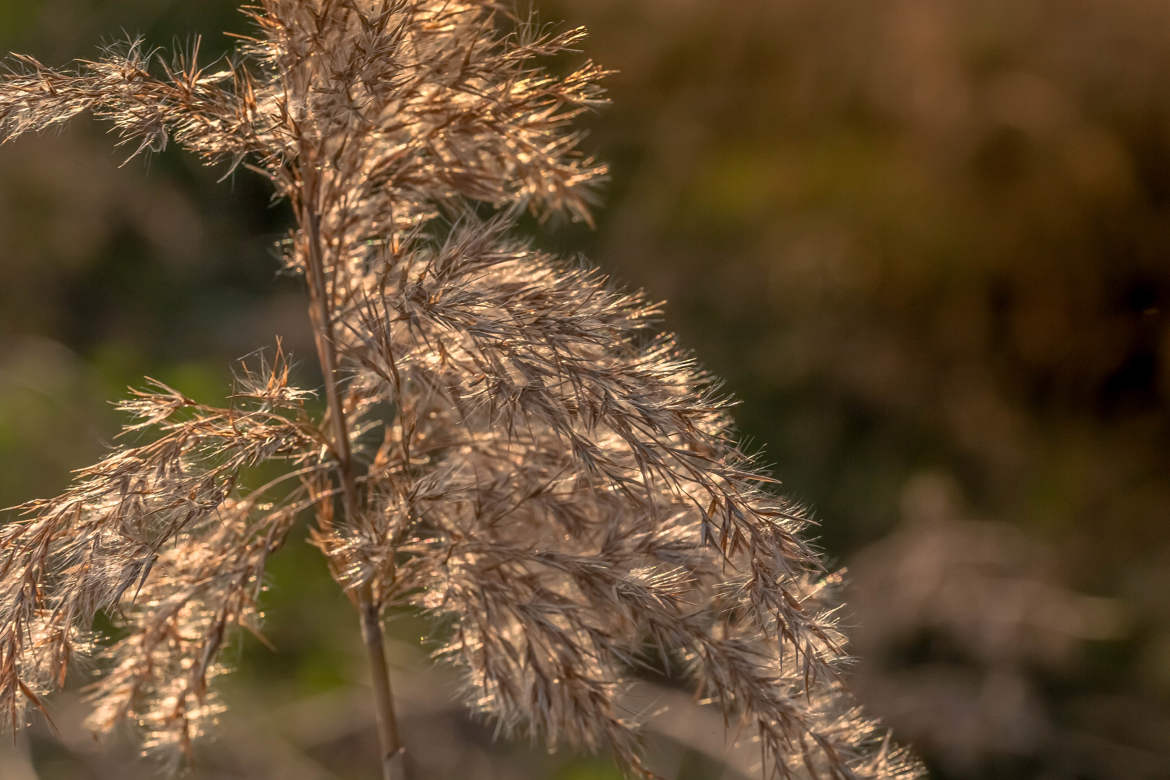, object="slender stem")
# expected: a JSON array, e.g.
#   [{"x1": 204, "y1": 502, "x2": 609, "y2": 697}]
[
  {"x1": 304, "y1": 203, "x2": 359, "y2": 520},
  {"x1": 360, "y1": 585, "x2": 407, "y2": 780},
  {"x1": 300, "y1": 167, "x2": 406, "y2": 780}
]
